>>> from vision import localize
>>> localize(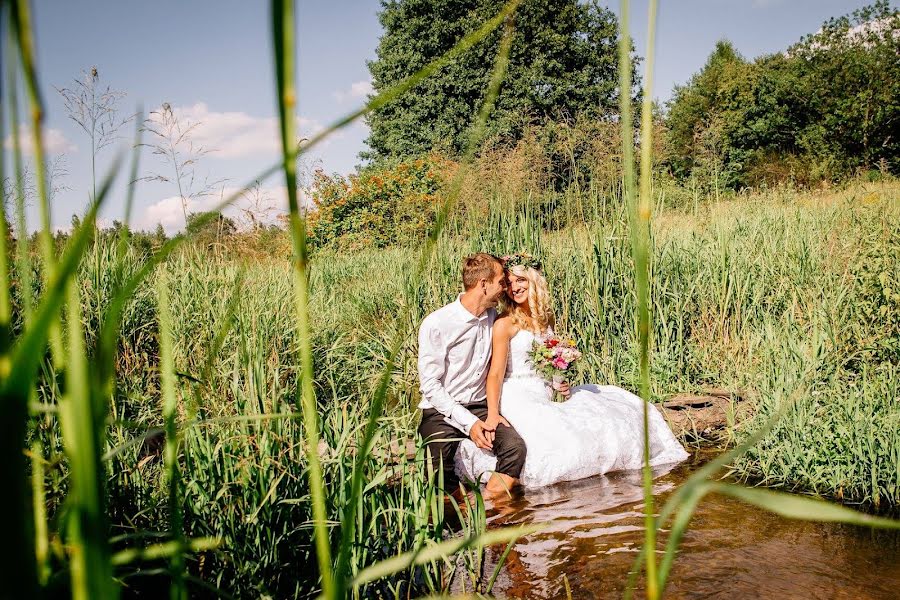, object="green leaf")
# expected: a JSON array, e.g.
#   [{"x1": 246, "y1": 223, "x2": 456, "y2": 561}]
[
  {"x1": 110, "y1": 537, "x2": 220, "y2": 567},
  {"x1": 352, "y1": 525, "x2": 539, "y2": 588},
  {"x1": 709, "y1": 483, "x2": 900, "y2": 529}
]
